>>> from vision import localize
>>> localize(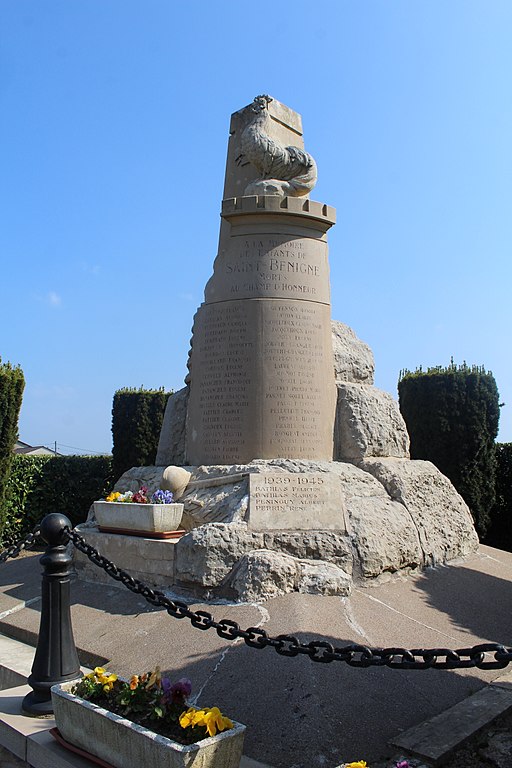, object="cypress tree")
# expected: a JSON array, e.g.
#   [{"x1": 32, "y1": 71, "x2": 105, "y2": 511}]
[
  {"x1": 0, "y1": 358, "x2": 25, "y2": 526},
  {"x1": 111, "y1": 388, "x2": 172, "y2": 481},
  {"x1": 398, "y1": 361, "x2": 500, "y2": 537}
]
